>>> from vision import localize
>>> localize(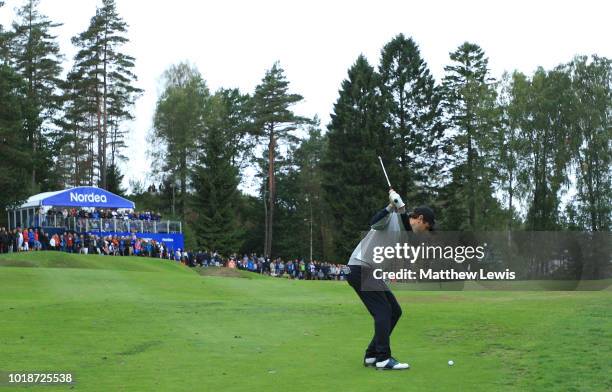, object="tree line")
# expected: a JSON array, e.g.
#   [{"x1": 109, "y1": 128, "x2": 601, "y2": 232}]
[
  {"x1": 147, "y1": 35, "x2": 610, "y2": 263},
  {"x1": 0, "y1": 0, "x2": 140, "y2": 208},
  {"x1": 0, "y1": 1, "x2": 609, "y2": 263}
]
